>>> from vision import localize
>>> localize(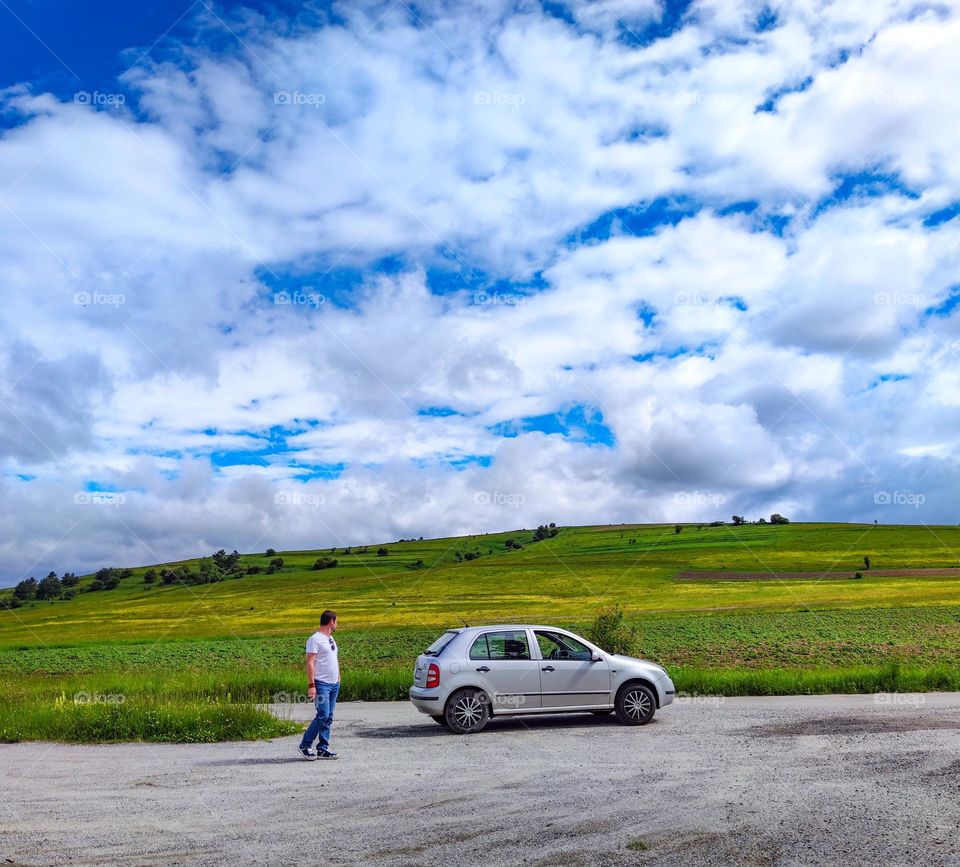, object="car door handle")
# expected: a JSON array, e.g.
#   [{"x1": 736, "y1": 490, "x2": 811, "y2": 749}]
[
  {"x1": 476, "y1": 666, "x2": 490, "y2": 672},
  {"x1": 541, "y1": 666, "x2": 555, "y2": 672}
]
